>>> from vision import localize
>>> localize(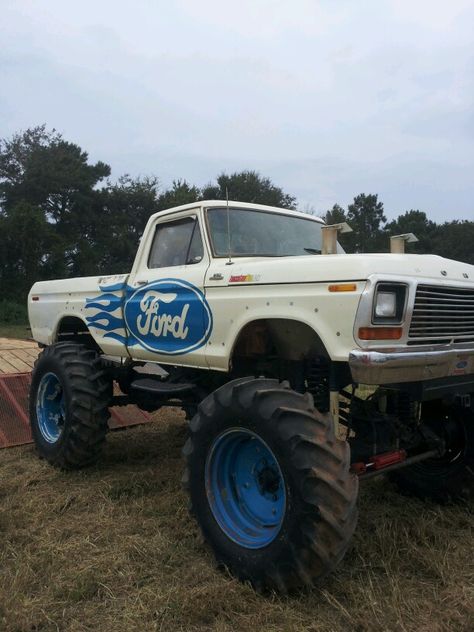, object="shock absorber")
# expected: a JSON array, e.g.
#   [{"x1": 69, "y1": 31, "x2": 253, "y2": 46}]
[
  {"x1": 397, "y1": 392, "x2": 417, "y2": 425},
  {"x1": 305, "y1": 357, "x2": 330, "y2": 413}
]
